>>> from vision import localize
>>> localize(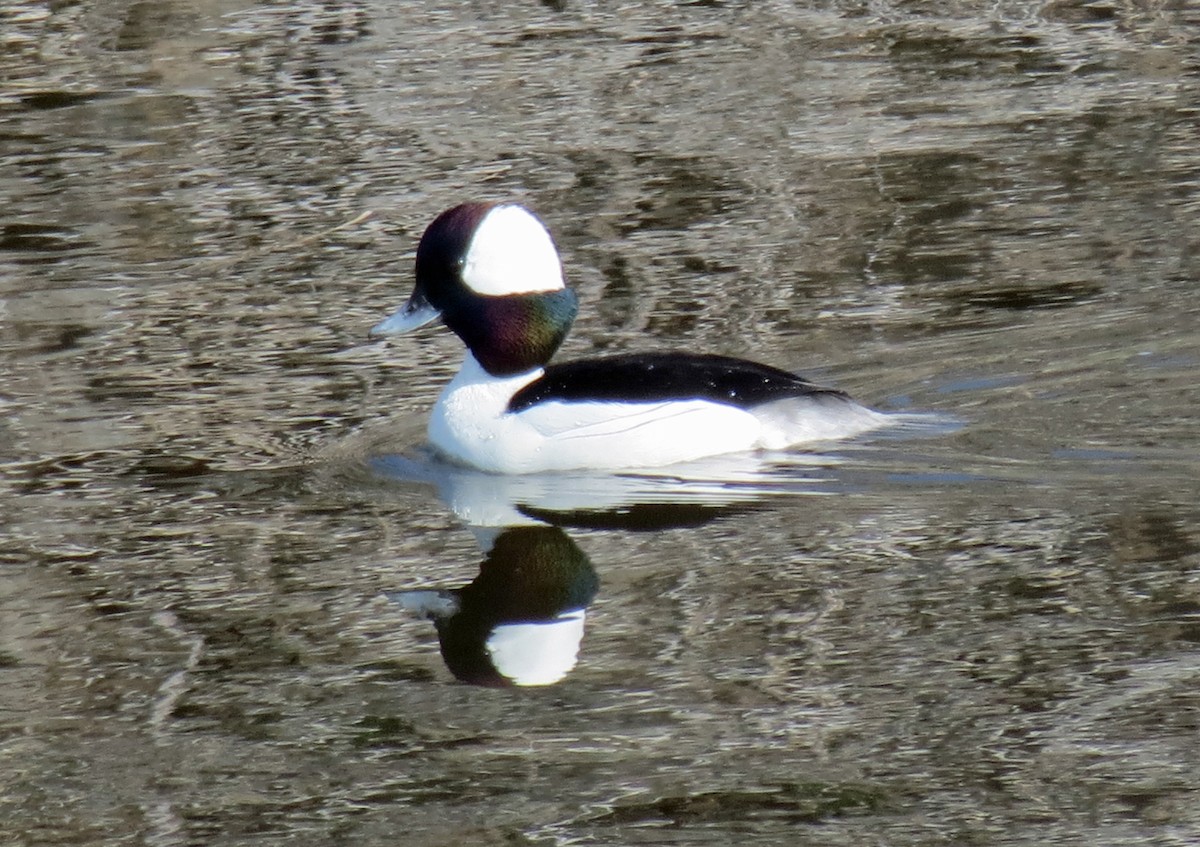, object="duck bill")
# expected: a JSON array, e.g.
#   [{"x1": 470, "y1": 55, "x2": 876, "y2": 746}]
[{"x1": 369, "y1": 291, "x2": 441, "y2": 337}]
